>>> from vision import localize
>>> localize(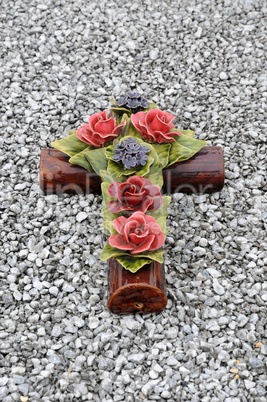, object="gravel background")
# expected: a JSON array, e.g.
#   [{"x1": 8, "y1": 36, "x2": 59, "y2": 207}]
[{"x1": 0, "y1": 0, "x2": 266, "y2": 401}]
